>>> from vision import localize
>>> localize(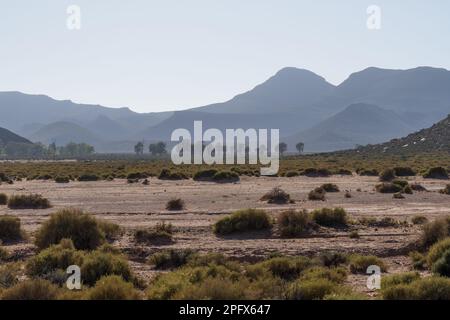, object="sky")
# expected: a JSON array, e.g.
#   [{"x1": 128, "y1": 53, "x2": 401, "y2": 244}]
[{"x1": 0, "y1": 0, "x2": 449, "y2": 113}]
